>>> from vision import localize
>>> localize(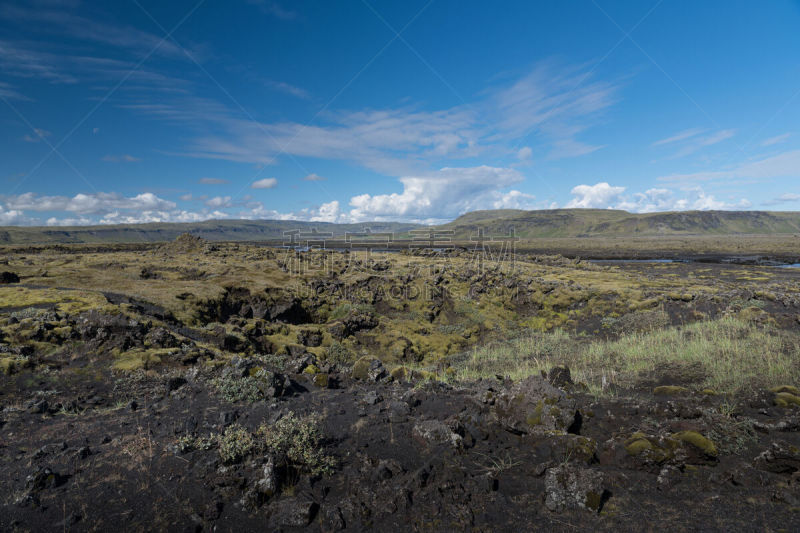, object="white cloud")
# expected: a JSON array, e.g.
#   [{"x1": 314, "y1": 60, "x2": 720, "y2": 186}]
[
  {"x1": 169, "y1": 62, "x2": 620, "y2": 173},
  {"x1": 179, "y1": 193, "x2": 193, "y2": 201},
  {"x1": 517, "y1": 147, "x2": 532, "y2": 160},
  {"x1": 659, "y1": 149, "x2": 800, "y2": 183},
  {"x1": 303, "y1": 173, "x2": 326, "y2": 181},
  {"x1": 565, "y1": 182, "x2": 626, "y2": 208},
  {"x1": 205, "y1": 196, "x2": 232, "y2": 208},
  {"x1": 666, "y1": 129, "x2": 736, "y2": 158},
  {"x1": 568, "y1": 183, "x2": 751, "y2": 212},
  {"x1": 547, "y1": 139, "x2": 604, "y2": 159},
  {"x1": 102, "y1": 154, "x2": 140, "y2": 162},
  {"x1": 652, "y1": 127, "x2": 705, "y2": 146},
  {"x1": 346, "y1": 166, "x2": 530, "y2": 222},
  {"x1": 46, "y1": 216, "x2": 92, "y2": 226},
  {"x1": 252, "y1": 178, "x2": 278, "y2": 189},
  {"x1": 761, "y1": 133, "x2": 791, "y2": 147},
  {"x1": 0, "y1": 202, "x2": 32, "y2": 224},
  {"x1": 3, "y1": 192, "x2": 175, "y2": 214},
  {"x1": 198, "y1": 177, "x2": 229, "y2": 185},
  {"x1": 265, "y1": 80, "x2": 310, "y2": 99},
  {"x1": 22, "y1": 128, "x2": 51, "y2": 143},
  {"x1": 762, "y1": 192, "x2": 800, "y2": 206}
]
